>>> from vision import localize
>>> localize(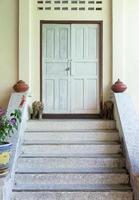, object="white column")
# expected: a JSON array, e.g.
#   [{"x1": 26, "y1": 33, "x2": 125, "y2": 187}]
[
  {"x1": 112, "y1": 0, "x2": 125, "y2": 82},
  {"x1": 19, "y1": 0, "x2": 31, "y2": 85}
]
